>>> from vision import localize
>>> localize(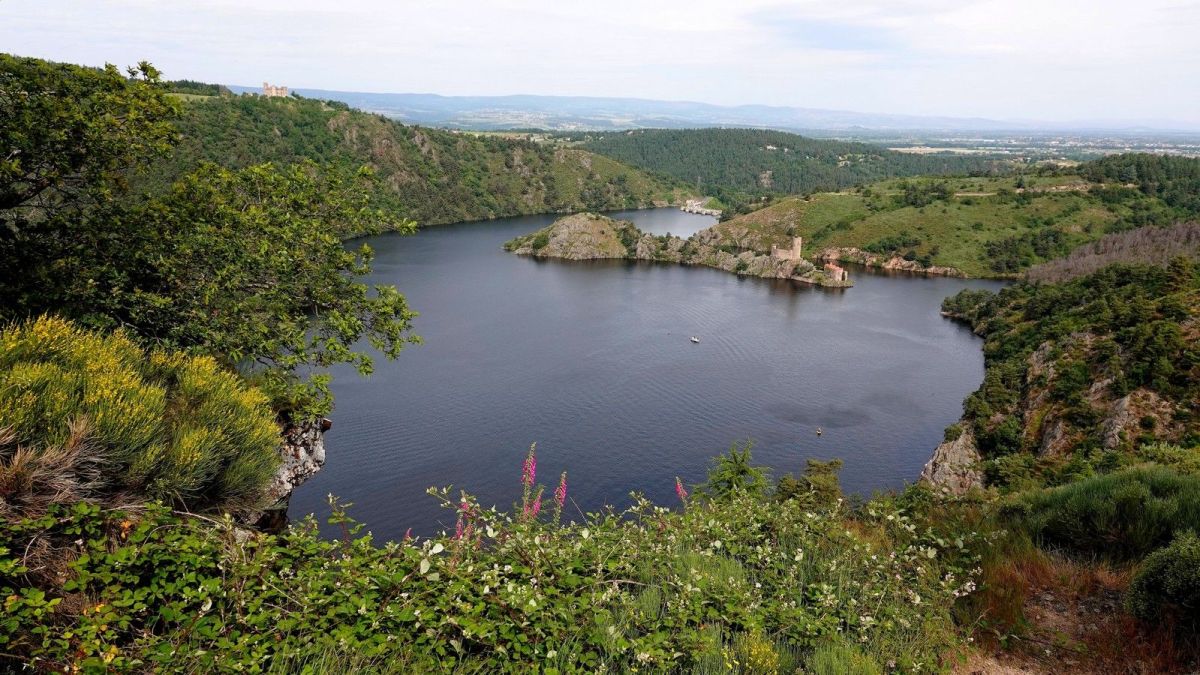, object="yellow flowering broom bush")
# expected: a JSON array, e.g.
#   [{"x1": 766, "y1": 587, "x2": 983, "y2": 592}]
[{"x1": 0, "y1": 316, "x2": 279, "y2": 514}]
